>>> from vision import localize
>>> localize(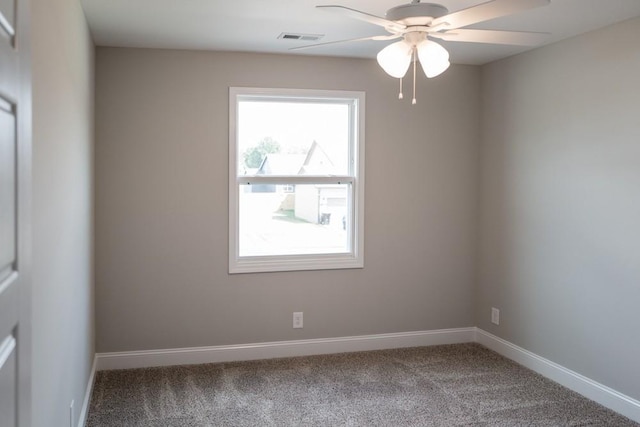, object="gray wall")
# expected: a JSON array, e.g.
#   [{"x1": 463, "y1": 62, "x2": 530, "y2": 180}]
[
  {"x1": 477, "y1": 17, "x2": 640, "y2": 400},
  {"x1": 32, "y1": 0, "x2": 95, "y2": 426},
  {"x1": 95, "y1": 48, "x2": 480, "y2": 352}
]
